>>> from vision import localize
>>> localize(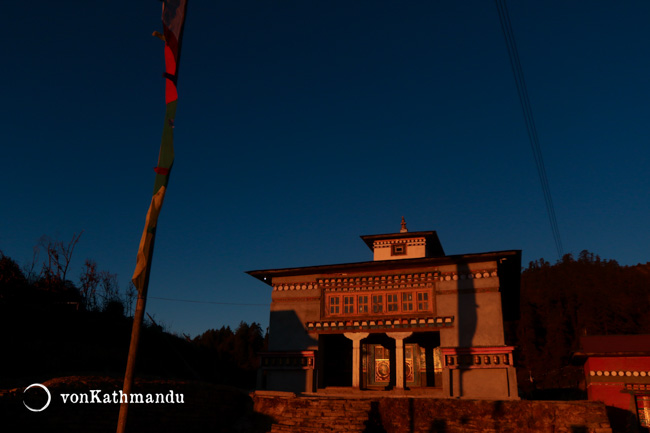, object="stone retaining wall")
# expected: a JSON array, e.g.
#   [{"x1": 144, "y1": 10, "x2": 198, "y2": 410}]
[{"x1": 252, "y1": 393, "x2": 613, "y2": 433}]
